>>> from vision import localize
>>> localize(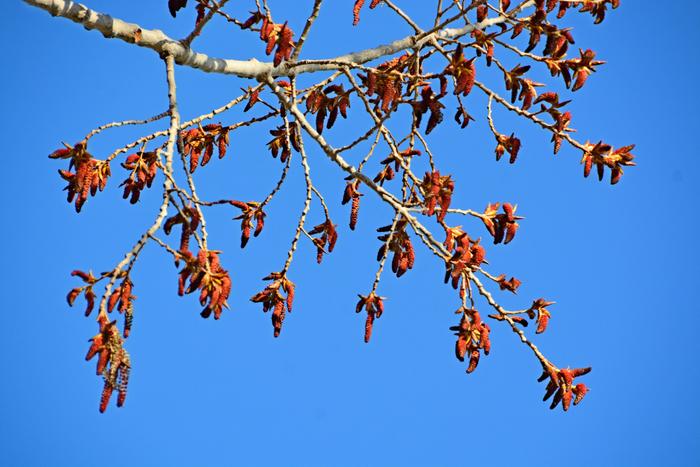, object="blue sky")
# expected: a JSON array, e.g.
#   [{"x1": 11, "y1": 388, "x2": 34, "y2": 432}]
[{"x1": 2, "y1": 1, "x2": 699, "y2": 466}]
